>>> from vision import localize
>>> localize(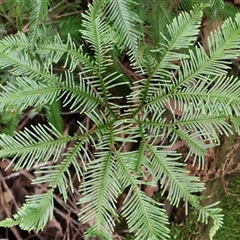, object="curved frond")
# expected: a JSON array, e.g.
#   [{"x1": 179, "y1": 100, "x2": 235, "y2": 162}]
[
  {"x1": 195, "y1": 200, "x2": 223, "y2": 240},
  {"x1": 116, "y1": 149, "x2": 170, "y2": 239},
  {"x1": 0, "y1": 124, "x2": 71, "y2": 170},
  {"x1": 0, "y1": 190, "x2": 54, "y2": 232}
]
